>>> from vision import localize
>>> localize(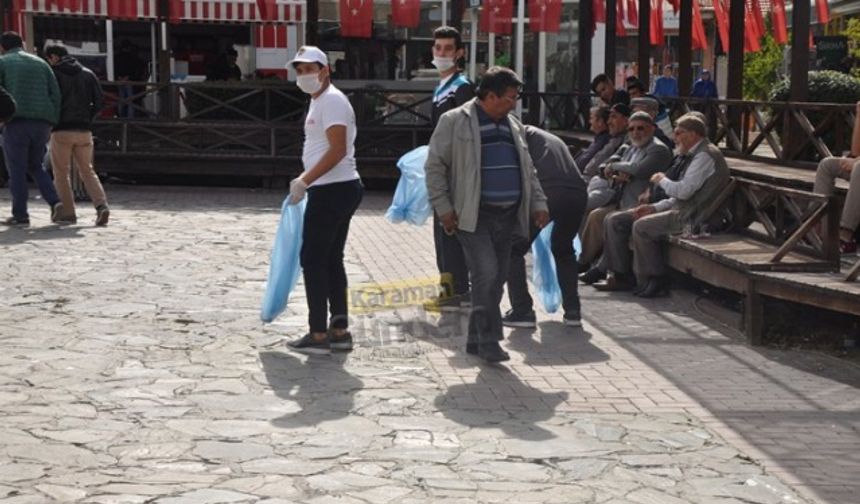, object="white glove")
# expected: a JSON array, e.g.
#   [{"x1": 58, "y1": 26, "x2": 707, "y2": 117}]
[{"x1": 288, "y1": 177, "x2": 308, "y2": 205}]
